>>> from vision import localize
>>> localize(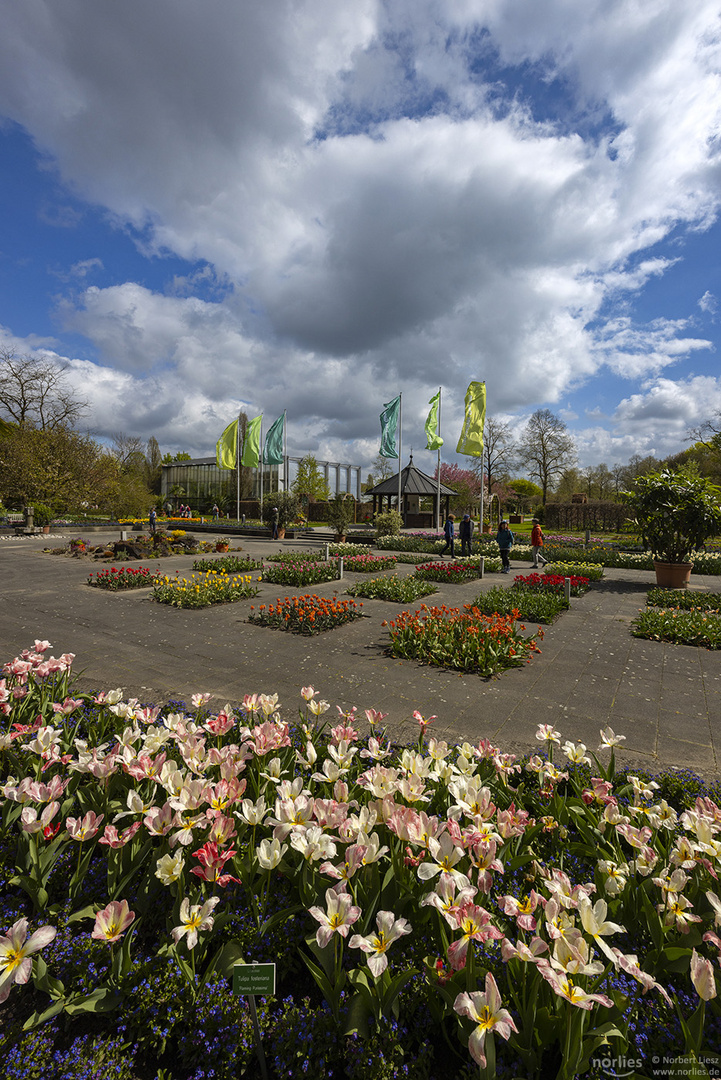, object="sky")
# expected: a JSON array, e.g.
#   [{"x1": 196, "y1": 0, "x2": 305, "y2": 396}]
[{"x1": 1, "y1": 0, "x2": 721, "y2": 479}]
